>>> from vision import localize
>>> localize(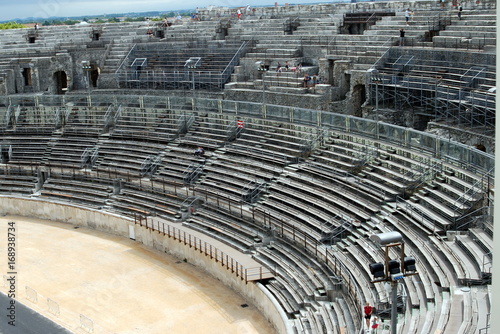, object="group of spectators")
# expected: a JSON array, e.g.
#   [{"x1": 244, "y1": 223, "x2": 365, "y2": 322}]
[
  {"x1": 236, "y1": 5, "x2": 254, "y2": 19},
  {"x1": 400, "y1": 3, "x2": 464, "y2": 46},
  {"x1": 302, "y1": 73, "x2": 320, "y2": 88},
  {"x1": 273, "y1": 61, "x2": 320, "y2": 88}
]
